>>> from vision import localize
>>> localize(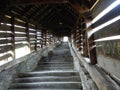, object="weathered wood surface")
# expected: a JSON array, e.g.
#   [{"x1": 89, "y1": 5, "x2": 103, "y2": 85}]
[{"x1": 71, "y1": 43, "x2": 120, "y2": 90}]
